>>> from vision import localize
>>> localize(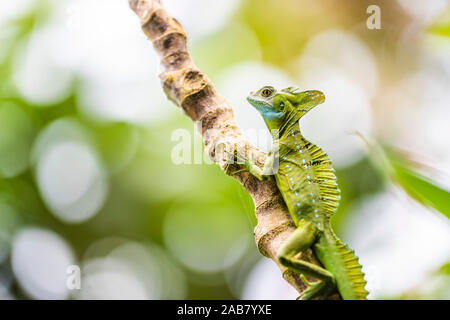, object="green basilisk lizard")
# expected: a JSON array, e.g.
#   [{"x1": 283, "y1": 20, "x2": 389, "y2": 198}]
[{"x1": 231, "y1": 86, "x2": 368, "y2": 300}]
